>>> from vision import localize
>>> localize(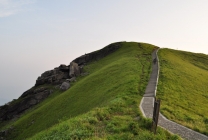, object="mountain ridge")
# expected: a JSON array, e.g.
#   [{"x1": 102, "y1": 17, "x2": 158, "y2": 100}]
[
  {"x1": 0, "y1": 42, "x2": 122, "y2": 124},
  {"x1": 0, "y1": 42, "x2": 183, "y2": 140}
]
